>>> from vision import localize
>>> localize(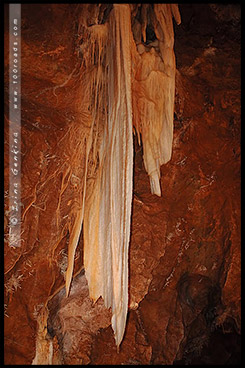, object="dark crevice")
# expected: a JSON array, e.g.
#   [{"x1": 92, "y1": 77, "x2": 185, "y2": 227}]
[
  {"x1": 142, "y1": 24, "x2": 157, "y2": 45},
  {"x1": 99, "y1": 4, "x2": 113, "y2": 25}
]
